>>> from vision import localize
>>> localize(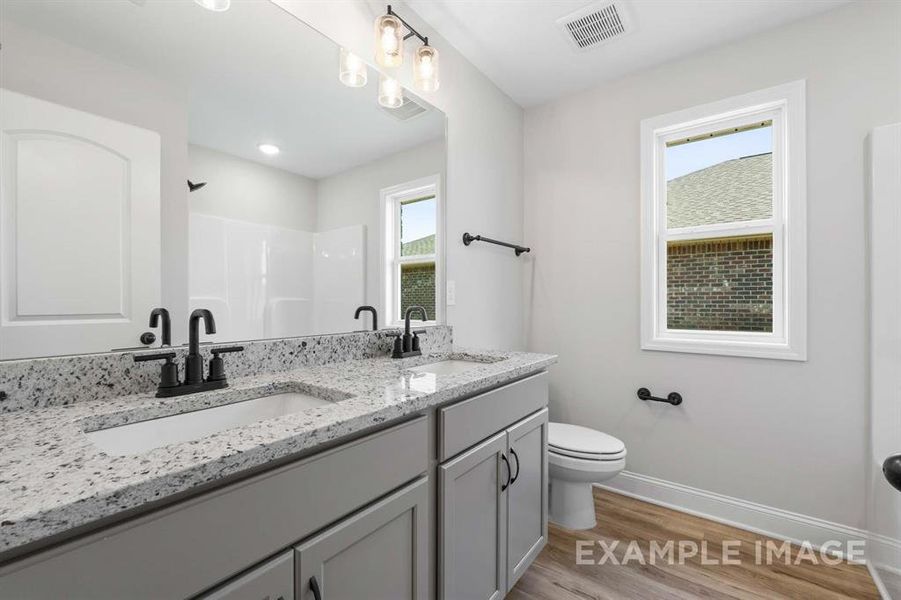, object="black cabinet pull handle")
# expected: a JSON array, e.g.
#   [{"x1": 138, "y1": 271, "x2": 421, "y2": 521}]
[
  {"x1": 637, "y1": 387, "x2": 683, "y2": 406},
  {"x1": 501, "y1": 453, "x2": 512, "y2": 491},
  {"x1": 509, "y1": 448, "x2": 521, "y2": 485},
  {"x1": 309, "y1": 576, "x2": 322, "y2": 600}
]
